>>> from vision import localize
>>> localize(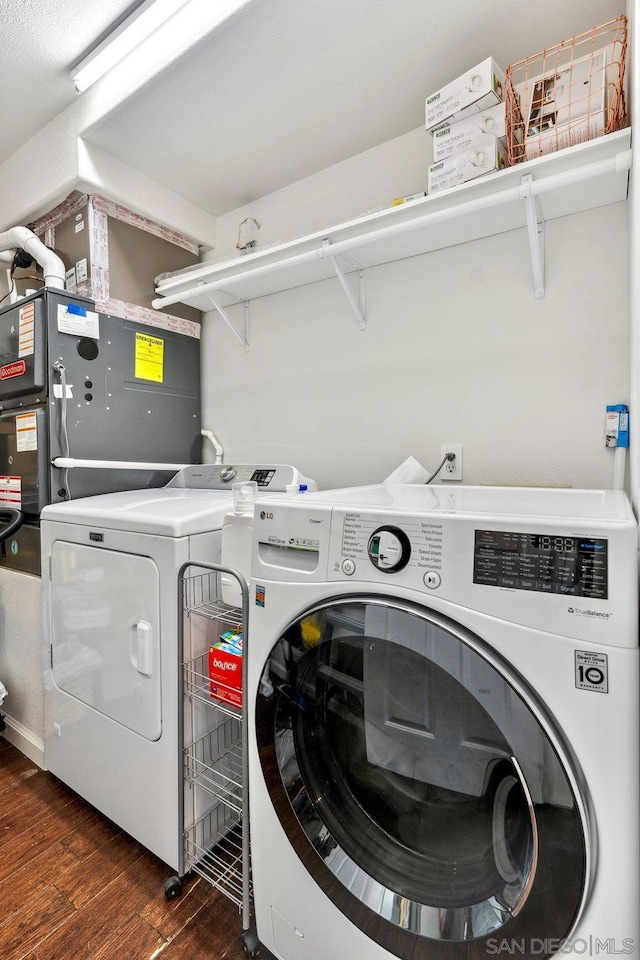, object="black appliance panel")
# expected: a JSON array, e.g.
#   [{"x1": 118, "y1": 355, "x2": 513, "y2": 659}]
[{"x1": 474, "y1": 529, "x2": 608, "y2": 599}]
